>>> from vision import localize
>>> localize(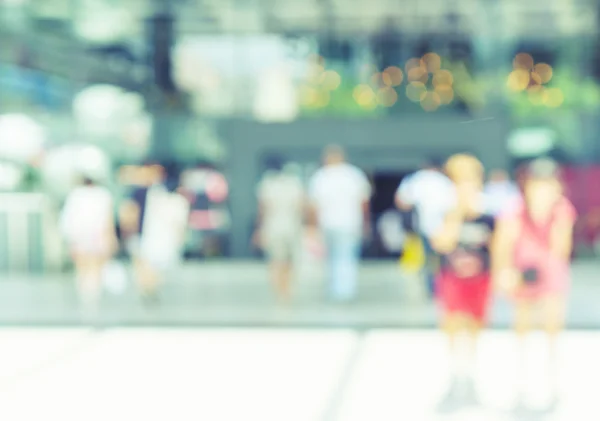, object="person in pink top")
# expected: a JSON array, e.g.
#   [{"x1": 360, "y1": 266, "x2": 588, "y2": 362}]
[{"x1": 493, "y1": 158, "x2": 577, "y2": 411}]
